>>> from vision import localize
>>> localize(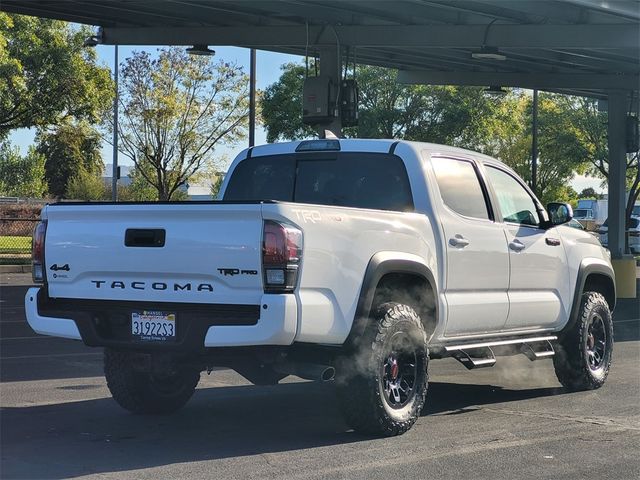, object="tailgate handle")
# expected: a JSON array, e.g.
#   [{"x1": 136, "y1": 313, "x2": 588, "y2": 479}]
[{"x1": 125, "y1": 229, "x2": 166, "y2": 248}]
